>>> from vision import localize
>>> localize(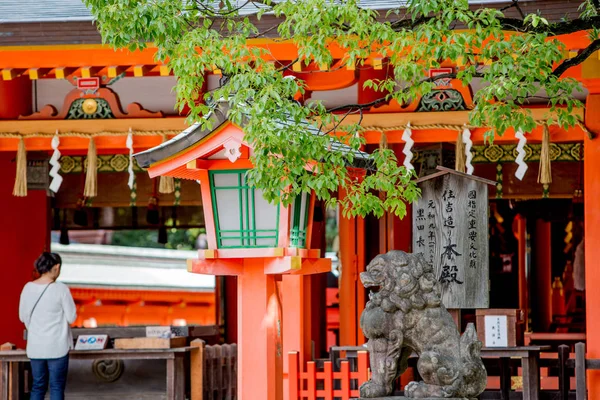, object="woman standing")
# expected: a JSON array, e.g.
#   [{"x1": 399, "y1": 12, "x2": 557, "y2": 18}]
[{"x1": 19, "y1": 252, "x2": 77, "y2": 400}]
